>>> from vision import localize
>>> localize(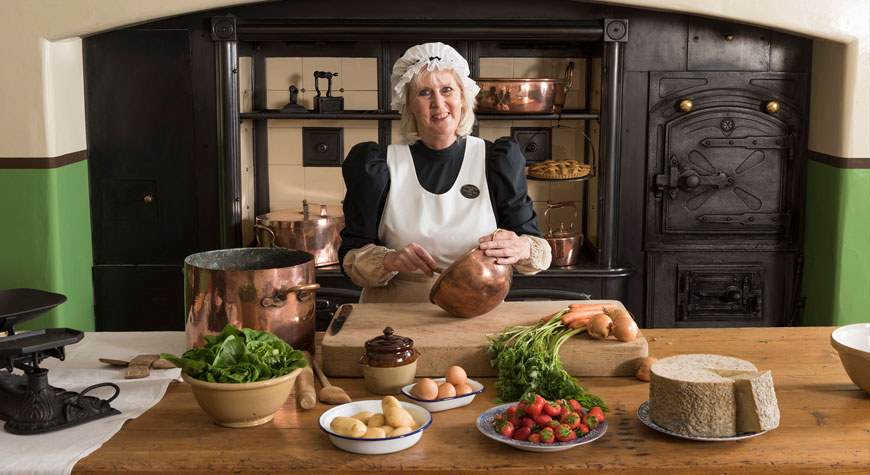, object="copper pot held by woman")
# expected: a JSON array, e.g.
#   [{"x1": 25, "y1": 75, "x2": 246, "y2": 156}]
[
  {"x1": 254, "y1": 200, "x2": 344, "y2": 267},
  {"x1": 184, "y1": 248, "x2": 319, "y2": 352}
]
